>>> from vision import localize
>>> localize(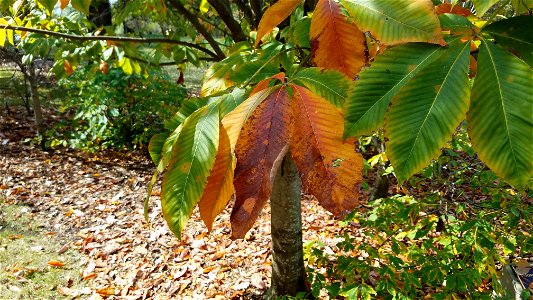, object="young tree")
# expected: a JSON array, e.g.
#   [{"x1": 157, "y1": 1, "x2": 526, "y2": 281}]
[{"x1": 2, "y1": 0, "x2": 531, "y2": 297}]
